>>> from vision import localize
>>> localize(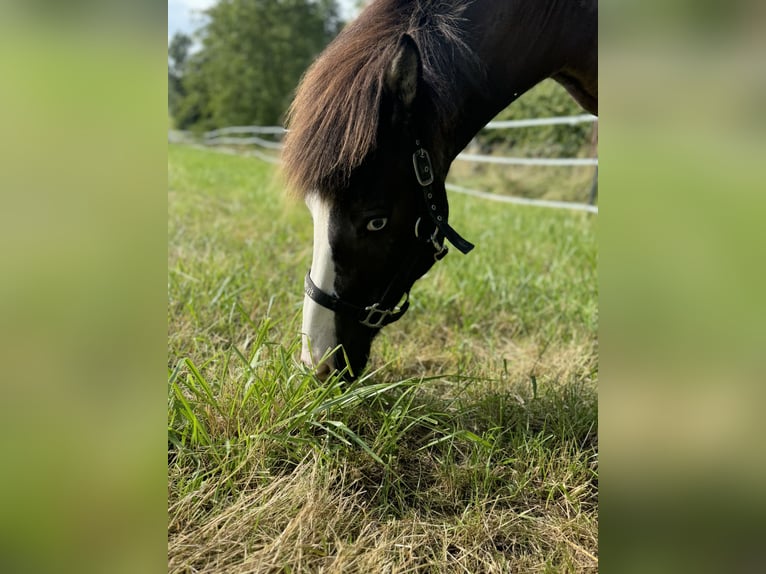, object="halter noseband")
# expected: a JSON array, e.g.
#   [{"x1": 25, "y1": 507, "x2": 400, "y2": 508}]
[
  {"x1": 303, "y1": 141, "x2": 474, "y2": 329},
  {"x1": 305, "y1": 272, "x2": 410, "y2": 329}
]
